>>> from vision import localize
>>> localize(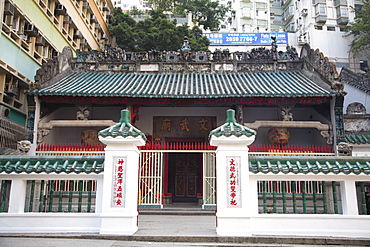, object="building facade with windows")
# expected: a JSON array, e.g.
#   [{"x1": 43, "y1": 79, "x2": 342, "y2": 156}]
[
  {"x1": 0, "y1": 0, "x2": 113, "y2": 151},
  {"x1": 227, "y1": 0, "x2": 365, "y2": 71}
]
